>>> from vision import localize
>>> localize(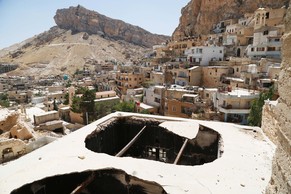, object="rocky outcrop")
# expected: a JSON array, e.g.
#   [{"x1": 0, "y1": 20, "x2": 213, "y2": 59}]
[
  {"x1": 262, "y1": 2, "x2": 291, "y2": 193},
  {"x1": 54, "y1": 5, "x2": 169, "y2": 47},
  {"x1": 173, "y1": 0, "x2": 289, "y2": 40}
]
